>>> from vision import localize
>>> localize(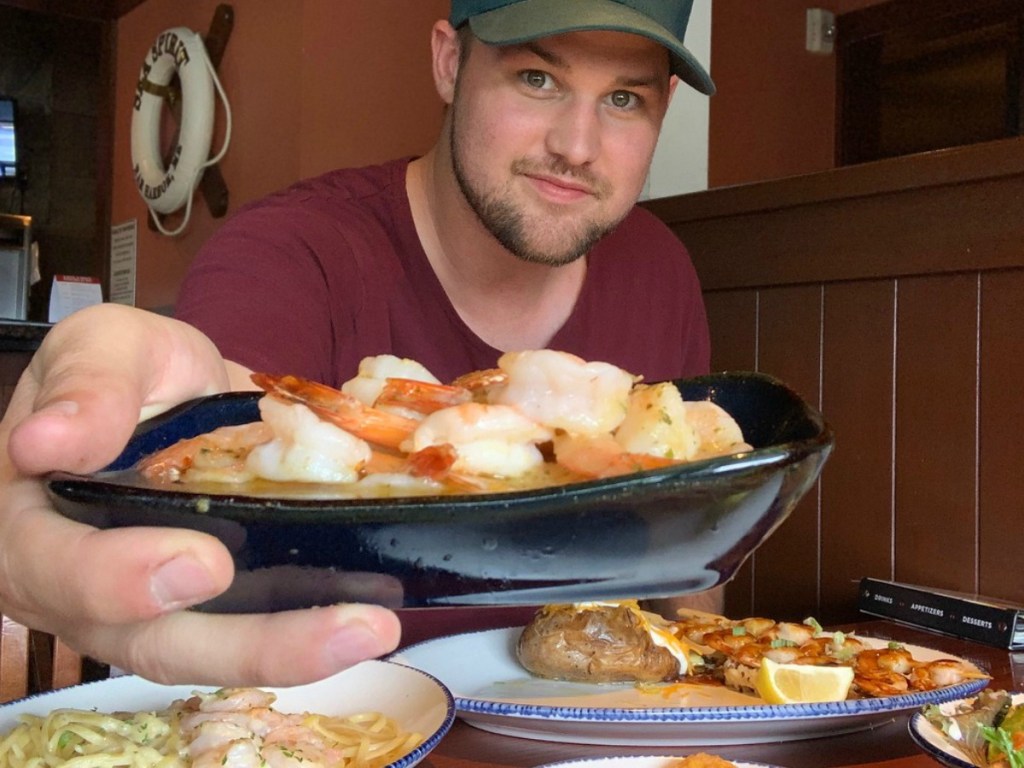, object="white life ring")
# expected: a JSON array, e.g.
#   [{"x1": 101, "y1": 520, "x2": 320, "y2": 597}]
[{"x1": 130, "y1": 27, "x2": 226, "y2": 223}]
